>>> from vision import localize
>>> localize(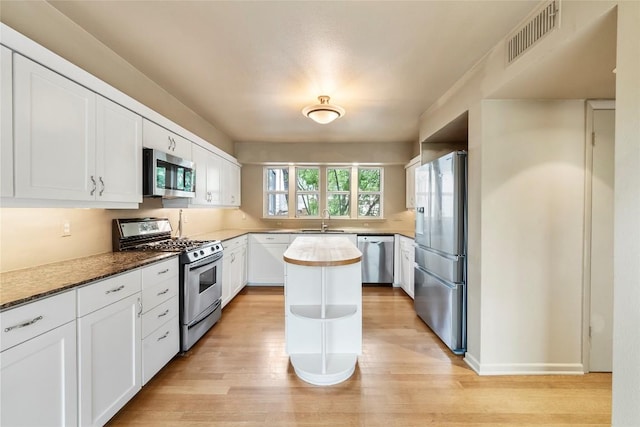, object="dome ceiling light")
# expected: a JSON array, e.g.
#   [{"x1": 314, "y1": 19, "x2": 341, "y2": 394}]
[{"x1": 302, "y1": 95, "x2": 345, "y2": 124}]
